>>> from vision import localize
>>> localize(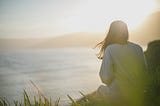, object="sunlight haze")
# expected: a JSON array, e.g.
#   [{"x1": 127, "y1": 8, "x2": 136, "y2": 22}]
[{"x1": 0, "y1": 0, "x2": 159, "y2": 38}]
